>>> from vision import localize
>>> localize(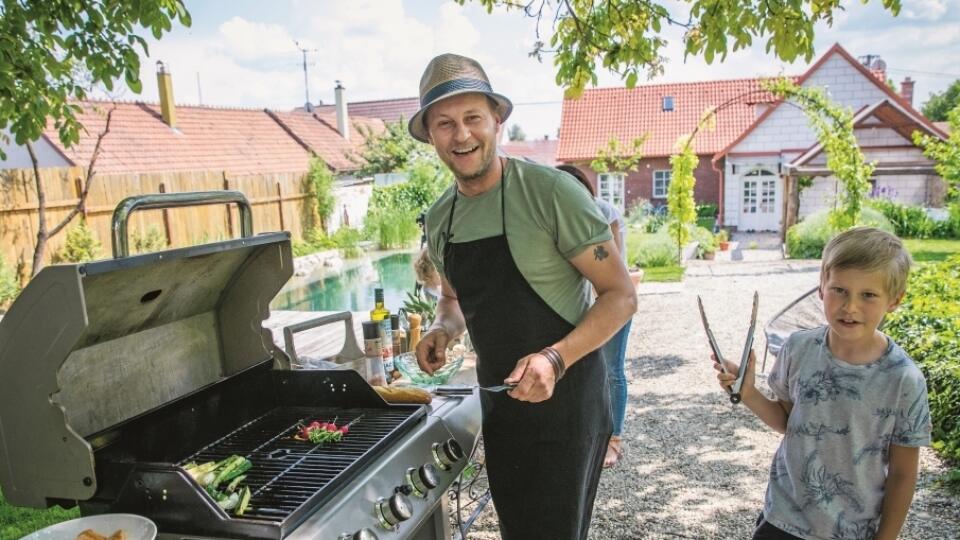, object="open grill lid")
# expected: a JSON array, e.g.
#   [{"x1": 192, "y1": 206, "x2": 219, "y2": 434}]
[{"x1": 0, "y1": 192, "x2": 293, "y2": 507}]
